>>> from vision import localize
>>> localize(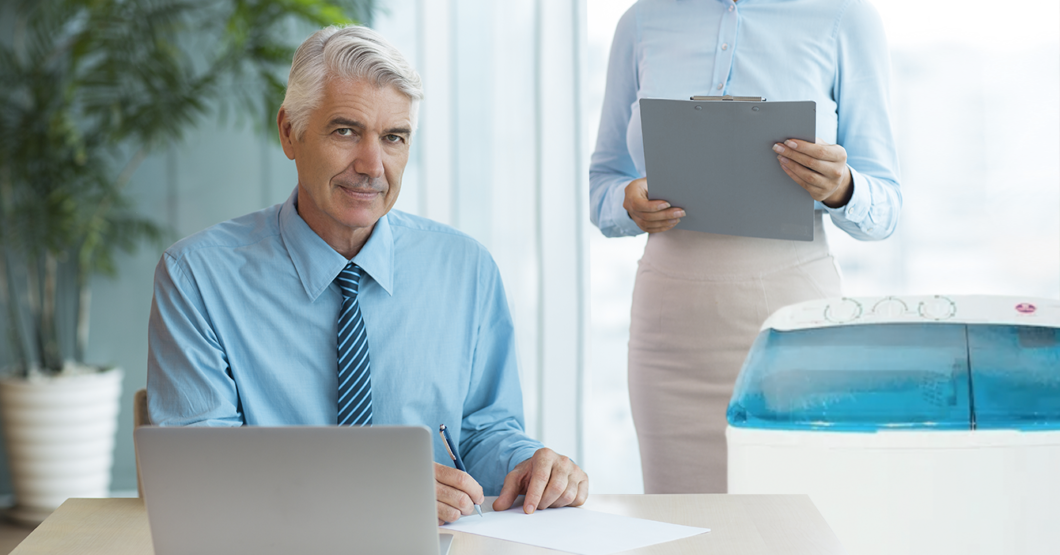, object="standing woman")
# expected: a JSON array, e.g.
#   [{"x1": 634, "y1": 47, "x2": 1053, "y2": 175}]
[{"x1": 590, "y1": 0, "x2": 901, "y2": 494}]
